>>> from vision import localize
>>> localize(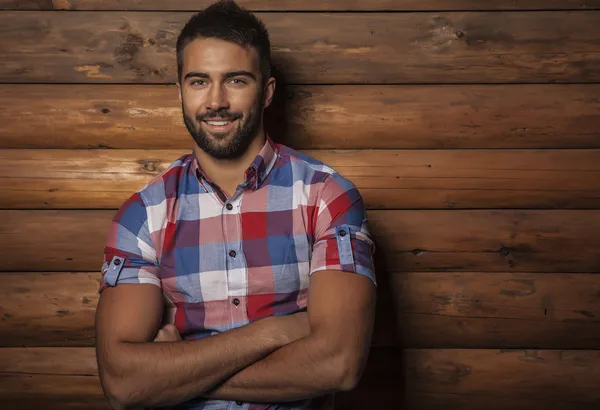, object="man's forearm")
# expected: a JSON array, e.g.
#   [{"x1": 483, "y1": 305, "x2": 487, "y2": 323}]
[
  {"x1": 204, "y1": 333, "x2": 351, "y2": 403},
  {"x1": 99, "y1": 317, "x2": 287, "y2": 409}
]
